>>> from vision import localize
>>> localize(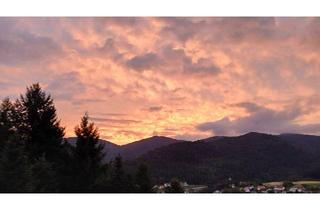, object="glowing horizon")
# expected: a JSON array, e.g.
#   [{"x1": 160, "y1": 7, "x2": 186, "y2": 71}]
[{"x1": 1, "y1": 17, "x2": 320, "y2": 145}]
